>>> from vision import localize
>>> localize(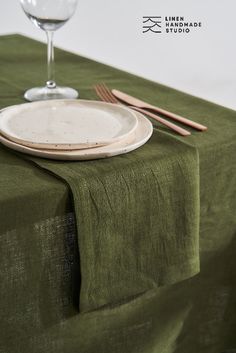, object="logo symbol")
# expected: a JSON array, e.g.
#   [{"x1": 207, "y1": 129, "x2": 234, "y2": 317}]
[{"x1": 143, "y1": 16, "x2": 162, "y2": 33}]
